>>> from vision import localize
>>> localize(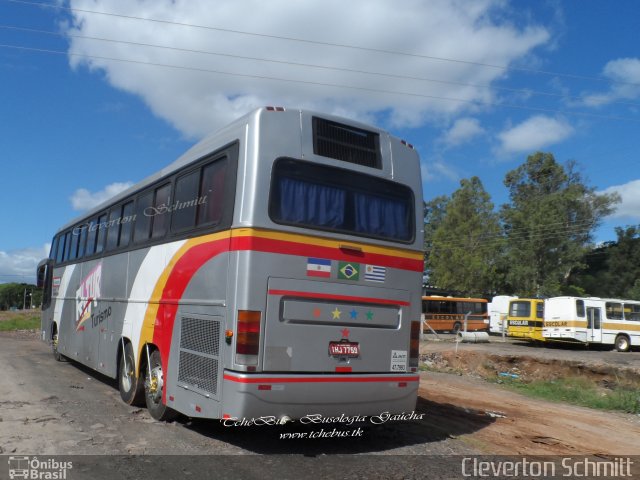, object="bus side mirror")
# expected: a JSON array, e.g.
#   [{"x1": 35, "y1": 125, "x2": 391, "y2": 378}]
[{"x1": 37, "y1": 258, "x2": 54, "y2": 310}]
